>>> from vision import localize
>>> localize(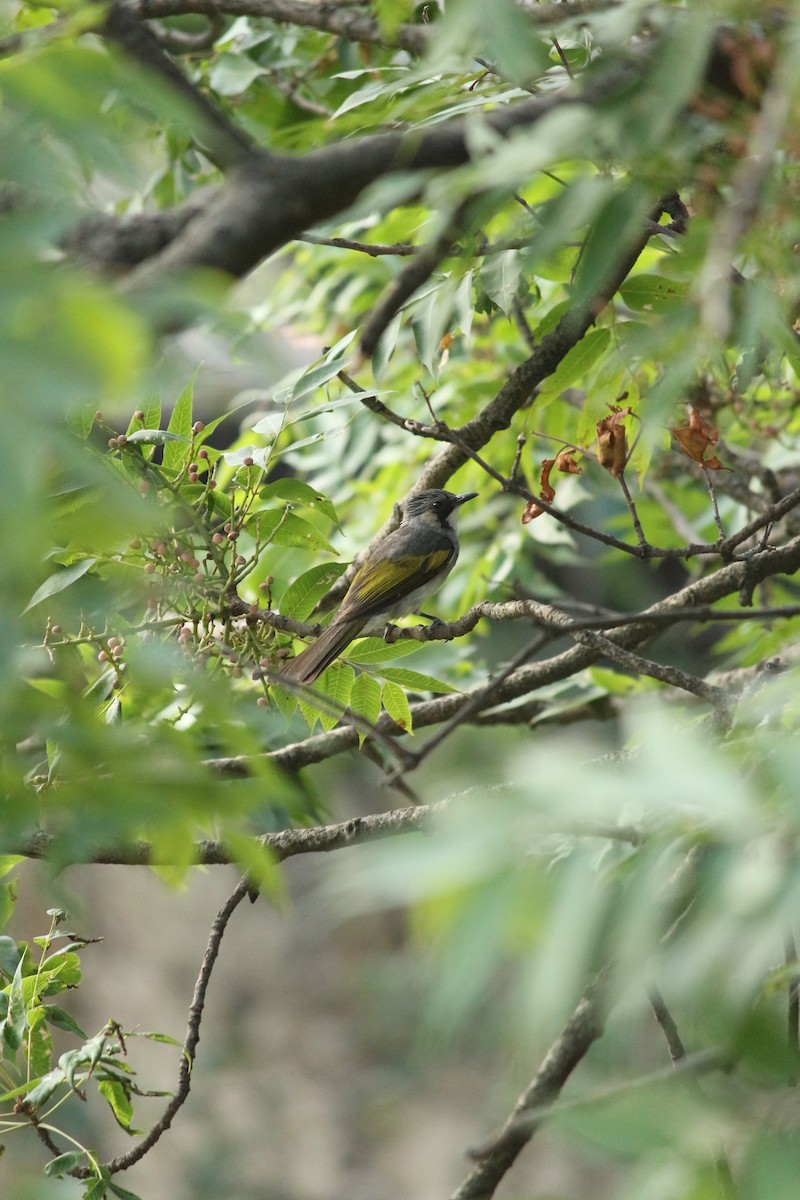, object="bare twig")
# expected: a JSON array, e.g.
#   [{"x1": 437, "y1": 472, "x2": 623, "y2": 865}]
[
  {"x1": 101, "y1": 876, "x2": 252, "y2": 1175},
  {"x1": 786, "y1": 931, "x2": 799, "y2": 1087},
  {"x1": 452, "y1": 971, "x2": 608, "y2": 1200},
  {"x1": 570, "y1": 632, "x2": 732, "y2": 717},
  {"x1": 649, "y1": 986, "x2": 687, "y2": 1063},
  {"x1": 10, "y1": 802, "x2": 646, "y2": 866}
]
